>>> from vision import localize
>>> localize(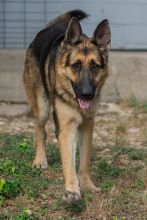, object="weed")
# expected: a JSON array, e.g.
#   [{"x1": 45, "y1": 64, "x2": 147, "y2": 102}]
[
  {"x1": 0, "y1": 213, "x2": 33, "y2": 220},
  {"x1": 91, "y1": 158, "x2": 122, "y2": 194},
  {"x1": 115, "y1": 122, "x2": 127, "y2": 146},
  {"x1": 61, "y1": 200, "x2": 86, "y2": 213},
  {"x1": 93, "y1": 158, "x2": 122, "y2": 178},
  {"x1": 129, "y1": 95, "x2": 140, "y2": 109},
  {"x1": 0, "y1": 133, "x2": 52, "y2": 201},
  {"x1": 134, "y1": 178, "x2": 145, "y2": 189},
  {"x1": 129, "y1": 149, "x2": 146, "y2": 160},
  {"x1": 0, "y1": 195, "x2": 4, "y2": 207},
  {"x1": 83, "y1": 191, "x2": 94, "y2": 203},
  {"x1": 0, "y1": 178, "x2": 5, "y2": 190},
  {"x1": 40, "y1": 204, "x2": 48, "y2": 216},
  {"x1": 101, "y1": 179, "x2": 113, "y2": 191},
  {"x1": 0, "y1": 178, "x2": 21, "y2": 198},
  {"x1": 46, "y1": 144, "x2": 61, "y2": 168},
  {"x1": 111, "y1": 145, "x2": 147, "y2": 161},
  {"x1": 129, "y1": 95, "x2": 147, "y2": 113}
]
